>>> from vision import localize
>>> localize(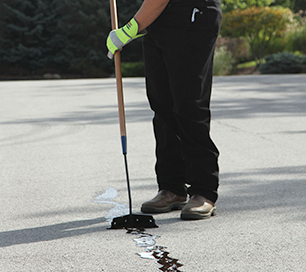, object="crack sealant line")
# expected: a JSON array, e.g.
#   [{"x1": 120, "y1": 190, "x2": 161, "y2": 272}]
[
  {"x1": 93, "y1": 187, "x2": 129, "y2": 224},
  {"x1": 126, "y1": 228, "x2": 184, "y2": 271},
  {"x1": 94, "y1": 188, "x2": 184, "y2": 271}
]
